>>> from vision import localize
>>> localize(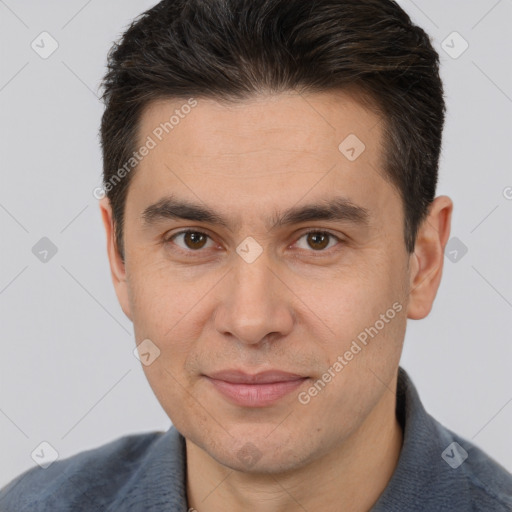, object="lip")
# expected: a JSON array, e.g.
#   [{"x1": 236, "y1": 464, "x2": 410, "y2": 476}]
[
  {"x1": 206, "y1": 369, "x2": 306, "y2": 384},
  {"x1": 204, "y1": 370, "x2": 308, "y2": 407}
]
